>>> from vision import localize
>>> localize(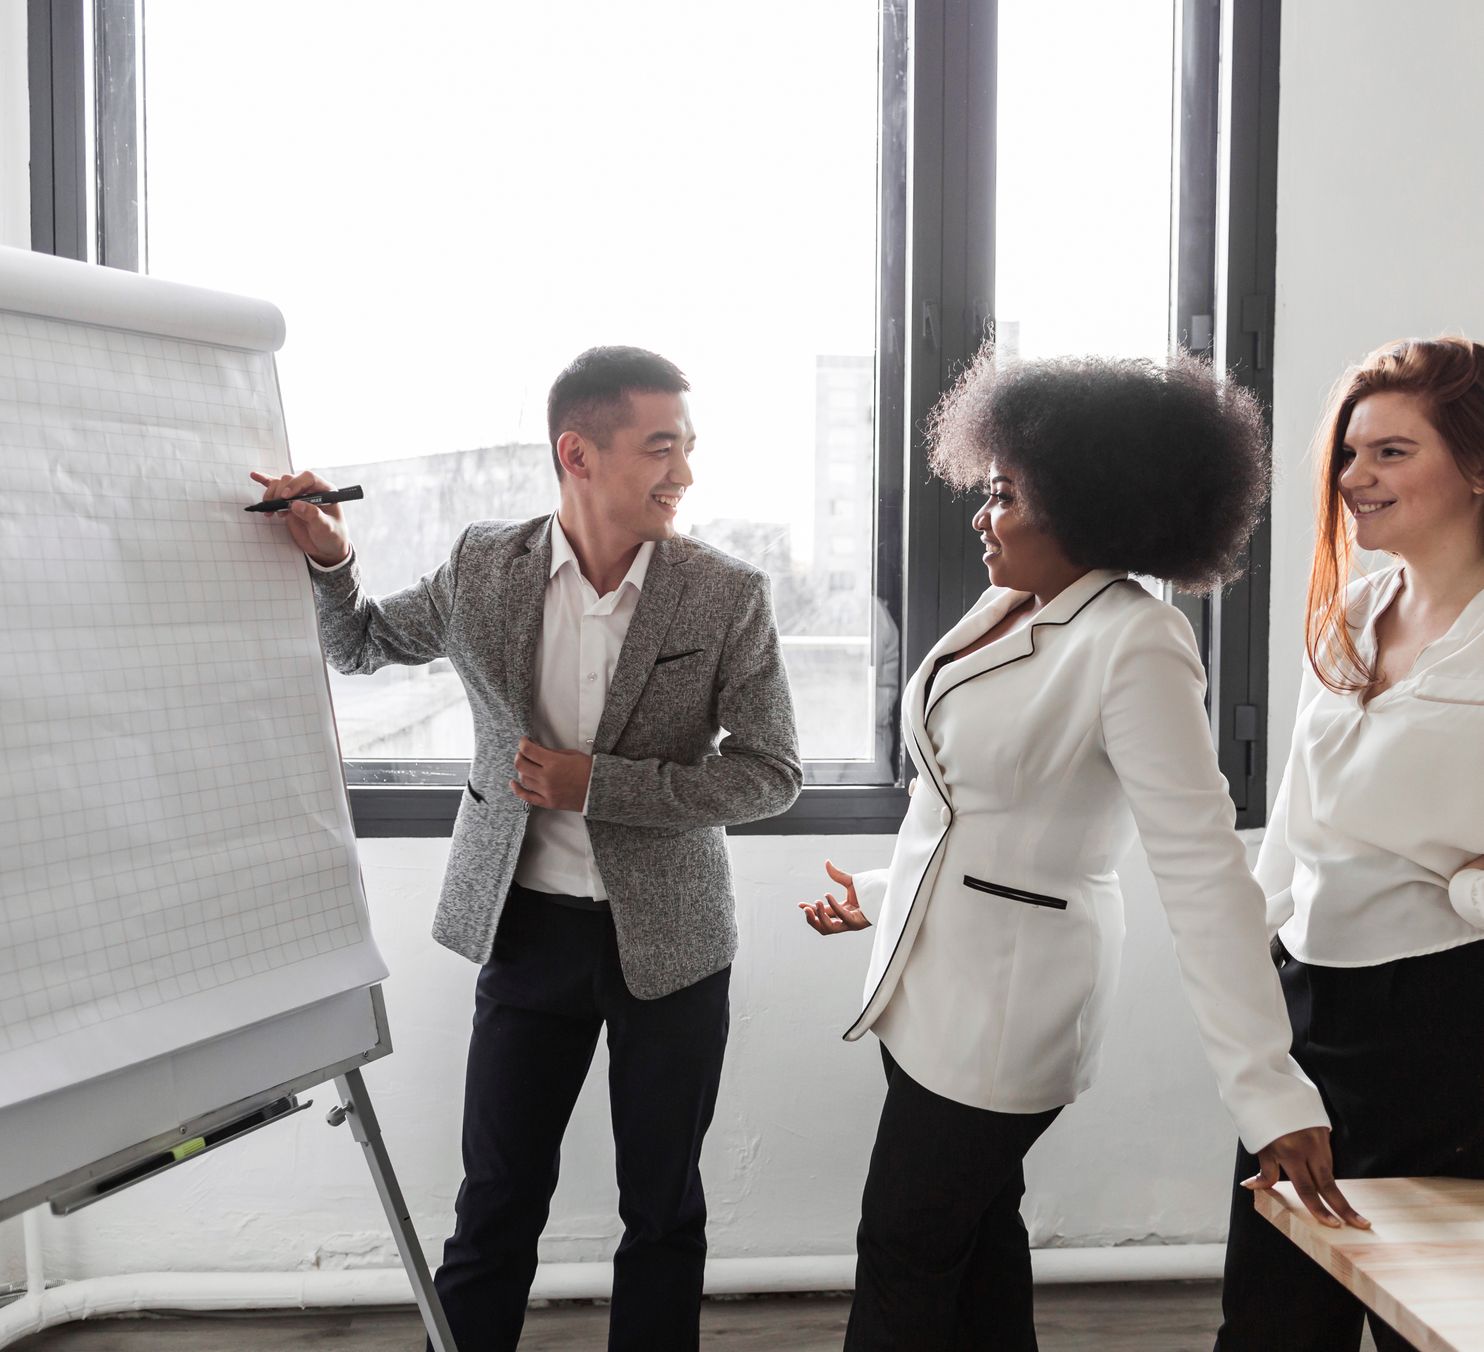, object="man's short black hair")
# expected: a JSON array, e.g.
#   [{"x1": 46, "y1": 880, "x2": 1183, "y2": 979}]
[
  {"x1": 927, "y1": 349, "x2": 1271, "y2": 592},
  {"x1": 546, "y1": 346, "x2": 690, "y2": 478}
]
